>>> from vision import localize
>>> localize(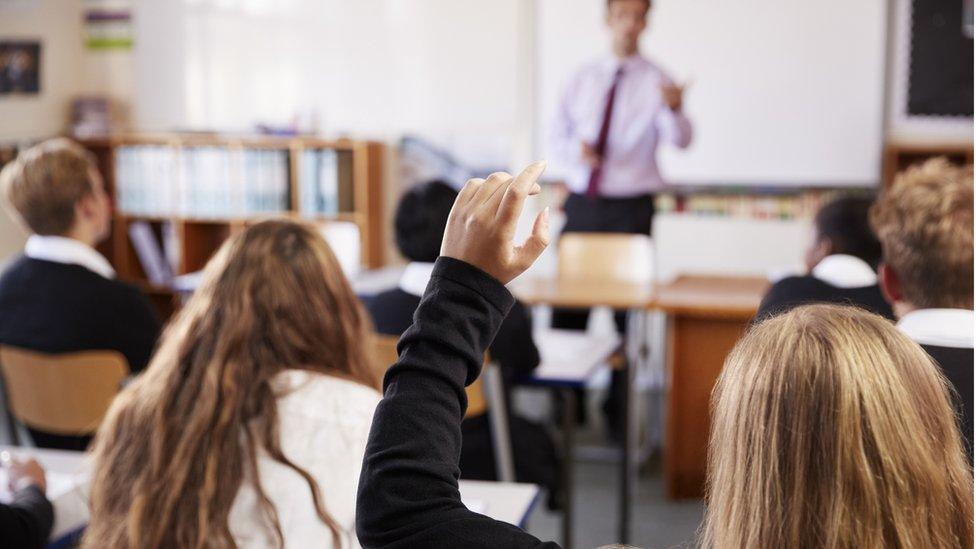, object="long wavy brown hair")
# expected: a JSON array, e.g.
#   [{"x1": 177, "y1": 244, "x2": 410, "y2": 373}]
[
  {"x1": 83, "y1": 219, "x2": 379, "y2": 548},
  {"x1": 702, "y1": 304, "x2": 973, "y2": 548}
]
